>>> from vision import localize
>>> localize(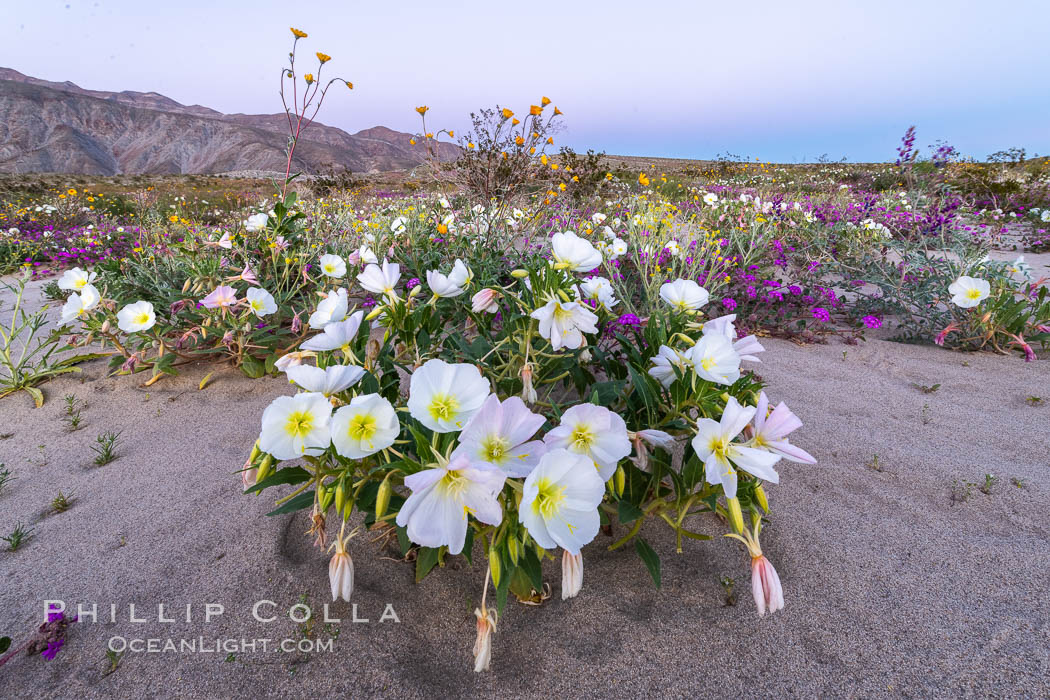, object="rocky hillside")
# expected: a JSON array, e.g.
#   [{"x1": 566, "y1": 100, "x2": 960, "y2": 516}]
[{"x1": 0, "y1": 68, "x2": 458, "y2": 175}]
